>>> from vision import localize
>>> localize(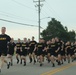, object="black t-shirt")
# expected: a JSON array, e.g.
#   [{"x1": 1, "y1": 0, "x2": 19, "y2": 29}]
[
  {"x1": 56, "y1": 42, "x2": 62, "y2": 50},
  {"x1": 21, "y1": 42, "x2": 28, "y2": 51},
  {"x1": 36, "y1": 43, "x2": 45, "y2": 51},
  {"x1": 16, "y1": 42, "x2": 22, "y2": 50},
  {"x1": 47, "y1": 44, "x2": 51, "y2": 51},
  {"x1": 29, "y1": 41, "x2": 37, "y2": 50},
  {"x1": 70, "y1": 45, "x2": 75, "y2": 52},
  {"x1": 66, "y1": 45, "x2": 71, "y2": 53},
  {"x1": 8, "y1": 42, "x2": 16, "y2": 52},
  {"x1": 50, "y1": 43, "x2": 57, "y2": 53},
  {"x1": 61, "y1": 43, "x2": 65, "y2": 52},
  {"x1": 0, "y1": 34, "x2": 11, "y2": 52}
]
